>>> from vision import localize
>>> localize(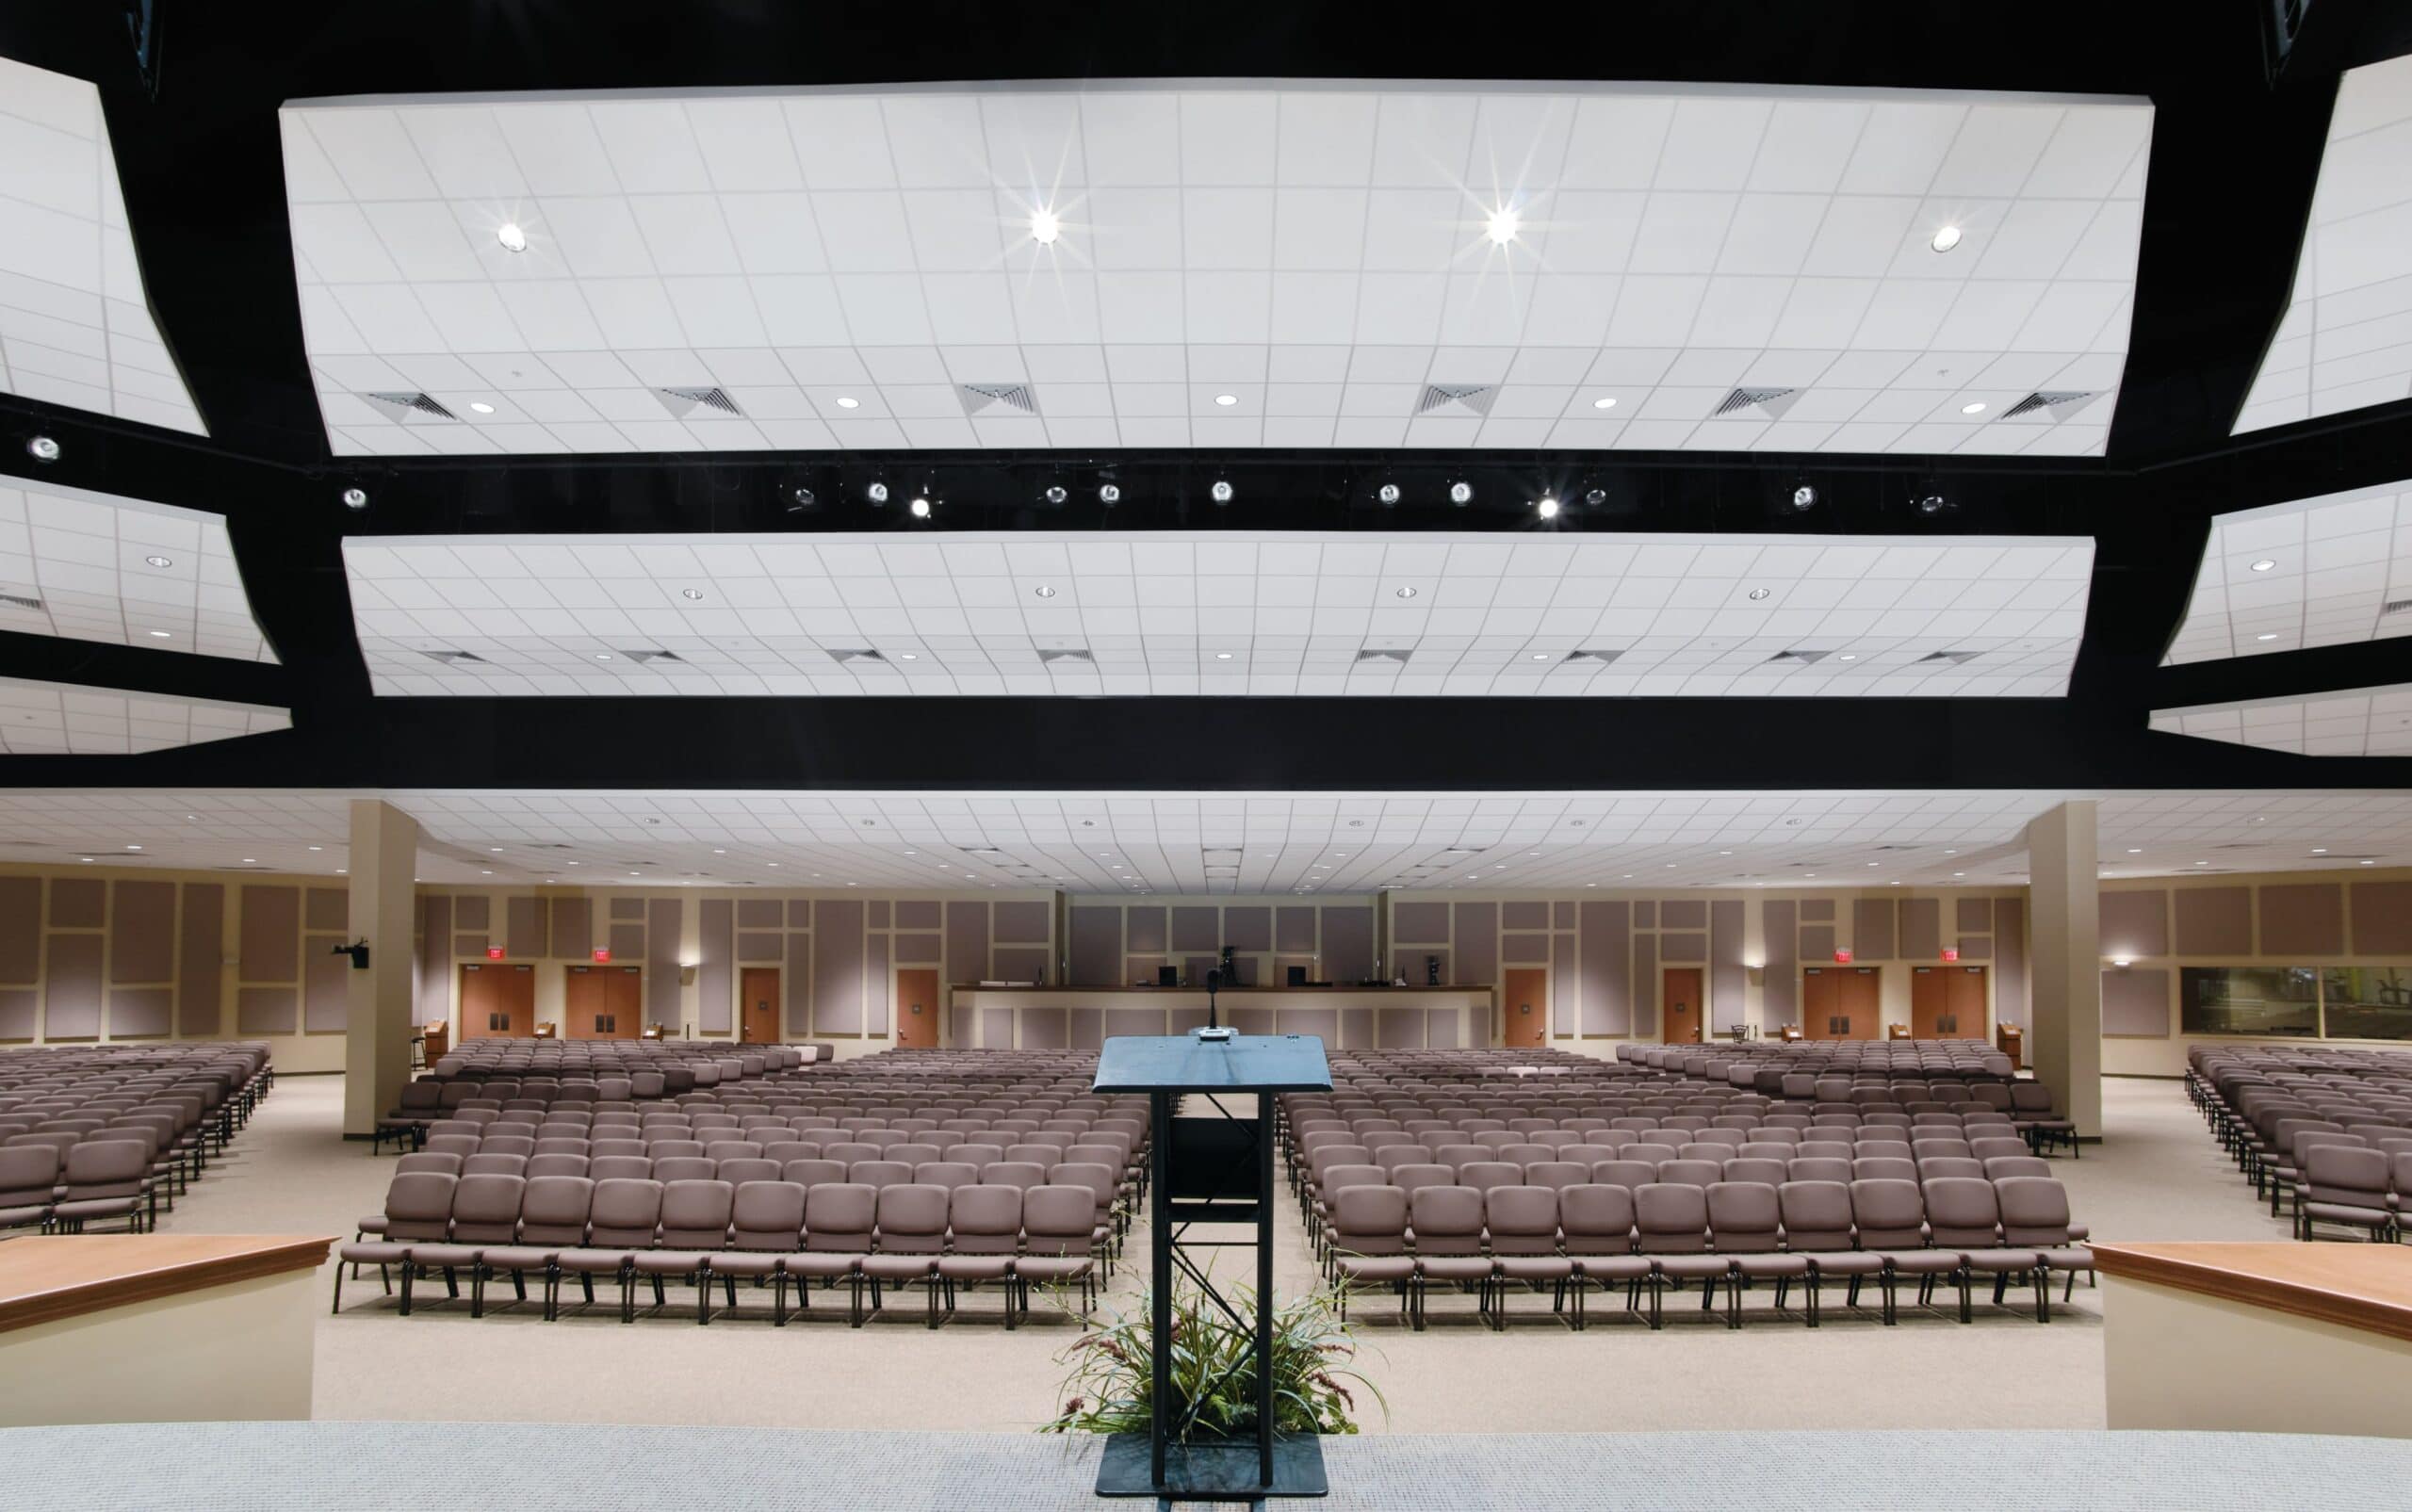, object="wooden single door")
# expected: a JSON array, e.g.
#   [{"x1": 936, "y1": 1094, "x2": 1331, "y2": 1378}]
[
  {"x1": 565, "y1": 964, "x2": 643, "y2": 1039},
  {"x1": 1911, "y1": 966, "x2": 1948, "y2": 1038},
  {"x1": 1838, "y1": 967, "x2": 1882, "y2": 1039},
  {"x1": 1801, "y1": 967, "x2": 1837, "y2": 1039},
  {"x1": 1944, "y1": 965, "x2": 1986, "y2": 1039},
  {"x1": 1503, "y1": 967, "x2": 1548, "y2": 1049},
  {"x1": 460, "y1": 962, "x2": 534, "y2": 1037},
  {"x1": 740, "y1": 967, "x2": 781, "y2": 1044},
  {"x1": 894, "y1": 967, "x2": 940, "y2": 1049},
  {"x1": 1662, "y1": 967, "x2": 1703, "y2": 1044}
]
